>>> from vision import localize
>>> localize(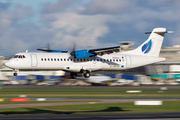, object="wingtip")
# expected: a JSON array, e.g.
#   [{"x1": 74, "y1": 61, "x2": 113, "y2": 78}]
[{"x1": 167, "y1": 31, "x2": 174, "y2": 33}]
